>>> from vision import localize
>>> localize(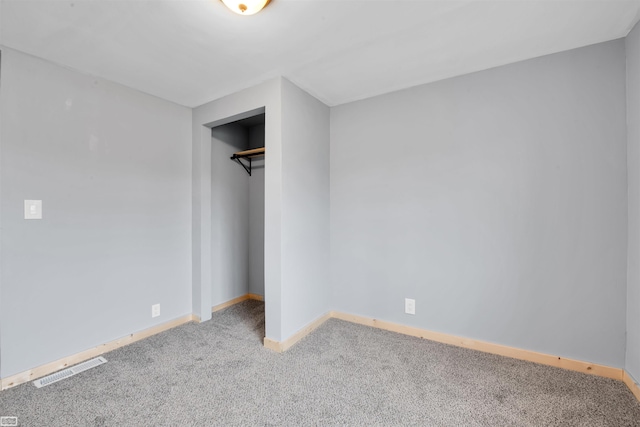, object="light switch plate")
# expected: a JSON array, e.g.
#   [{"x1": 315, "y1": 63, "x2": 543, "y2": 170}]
[{"x1": 24, "y1": 200, "x2": 43, "y2": 220}]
